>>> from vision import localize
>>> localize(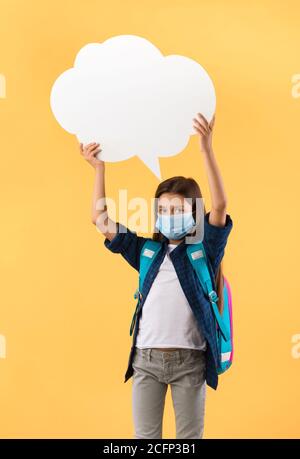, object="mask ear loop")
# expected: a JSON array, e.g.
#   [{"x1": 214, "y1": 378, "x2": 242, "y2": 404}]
[
  {"x1": 187, "y1": 207, "x2": 203, "y2": 241},
  {"x1": 154, "y1": 215, "x2": 160, "y2": 235}
]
